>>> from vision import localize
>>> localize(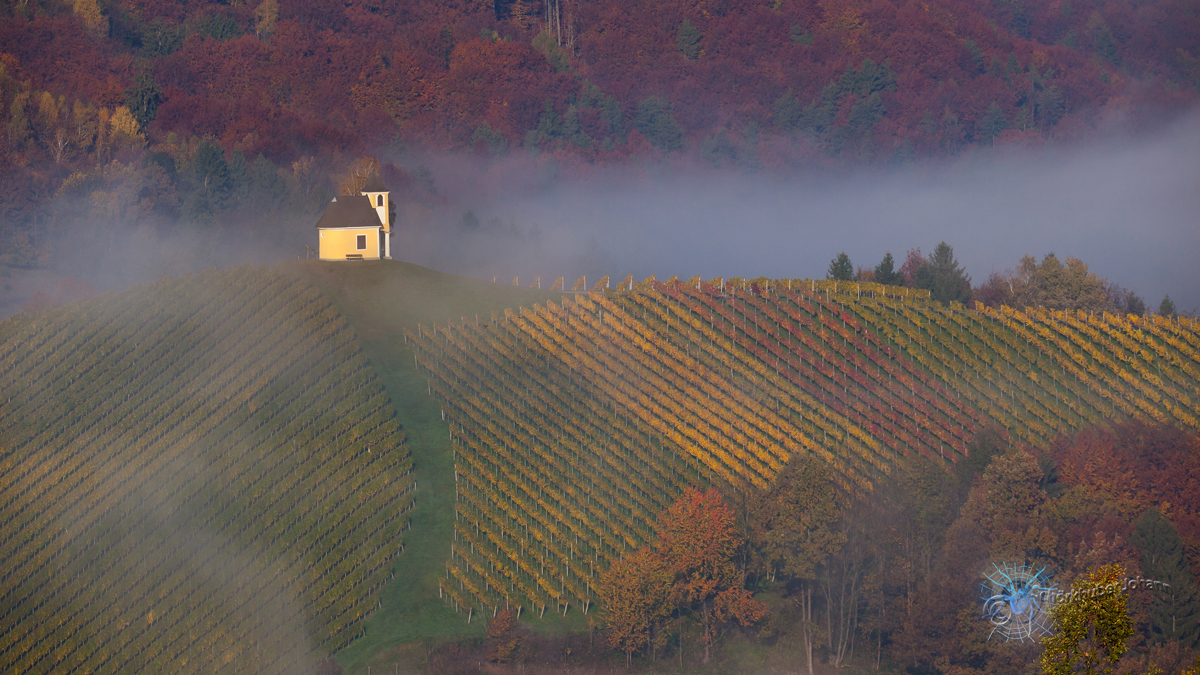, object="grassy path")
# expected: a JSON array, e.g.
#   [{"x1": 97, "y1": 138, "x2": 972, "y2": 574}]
[{"x1": 296, "y1": 260, "x2": 561, "y2": 672}]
